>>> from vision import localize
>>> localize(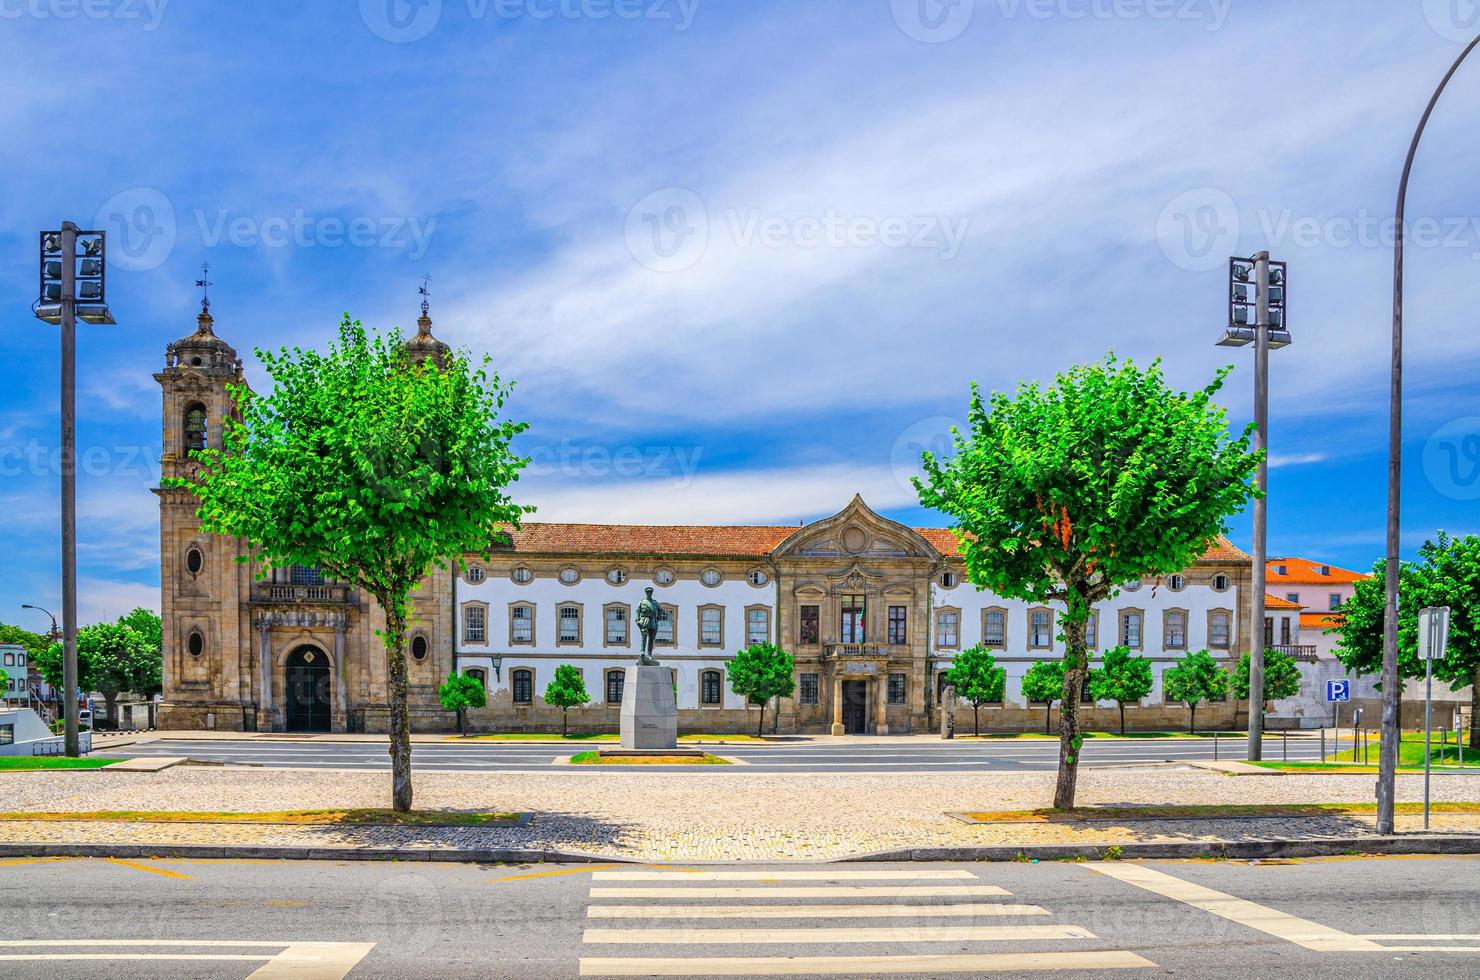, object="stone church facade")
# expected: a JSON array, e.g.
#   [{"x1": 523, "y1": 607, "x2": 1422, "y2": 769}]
[{"x1": 156, "y1": 309, "x2": 1267, "y2": 735}]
